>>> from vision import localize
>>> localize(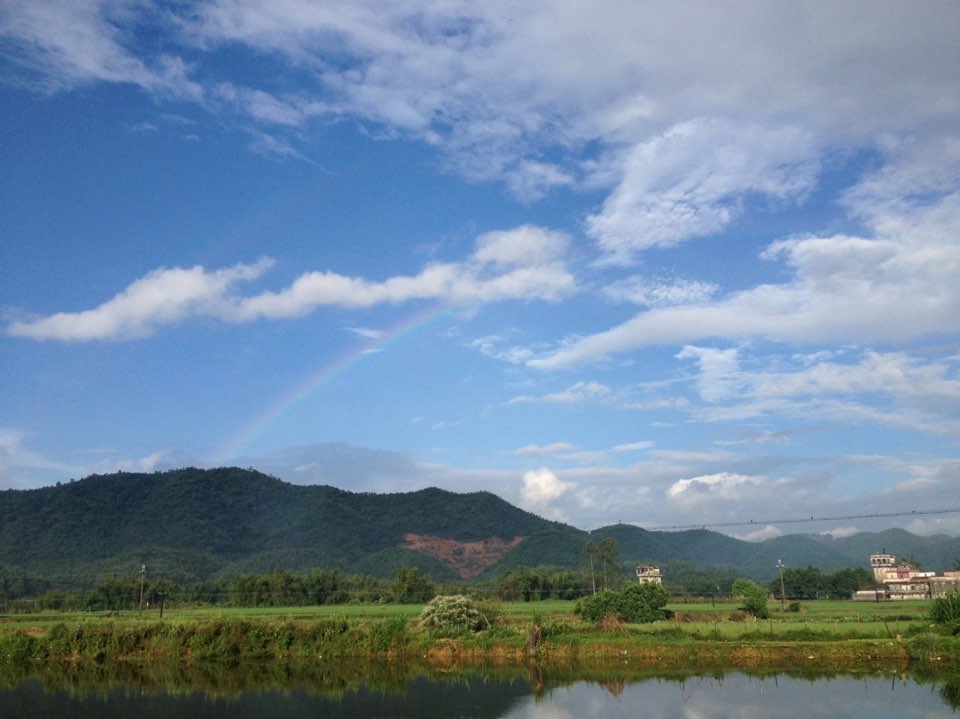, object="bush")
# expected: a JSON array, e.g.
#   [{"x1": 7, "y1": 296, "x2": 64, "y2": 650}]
[
  {"x1": 418, "y1": 595, "x2": 489, "y2": 634},
  {"x1": 732, "y1": 579, "x2": 769, "y2": 619},
  {"x1": 929, "y1": 591, "x2": 960, "y2": 635},
  {"x1": 930, "y1": 592, "x2": 960, "y2": 624},
  {"x1": 0, "y1": 630, "x2": 36, "y2": 662},
  {"x1": 575, "y1": 583, "x2": 669, "y2": 624}
]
